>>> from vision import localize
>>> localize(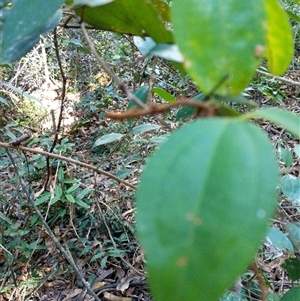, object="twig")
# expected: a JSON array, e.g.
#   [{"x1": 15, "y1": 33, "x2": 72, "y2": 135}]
[
  {"x1": 106, "y1": 98, "x2": 220, "y2": 120},
  {"x1": 4, "y1": 146, "x2": 103, "y2": 301},
  {"x1": 251, "y1": 261, "x2": 267, "y2": 301},
  {"x1": 0, "y1": 142, "x2": 136, "y2": 190},
  {"x1": 44, "y1": 27, "x2": 68, "y2": 189},
  {"x1": 147, "y1": 57, "x2": 158, "y2": 103},
  {"x1": 256, "y1": 69, "x2": 300, "y2": 87},
  {"x1": 79, "y1": 20, "x2": 147, "y2": 109}
]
